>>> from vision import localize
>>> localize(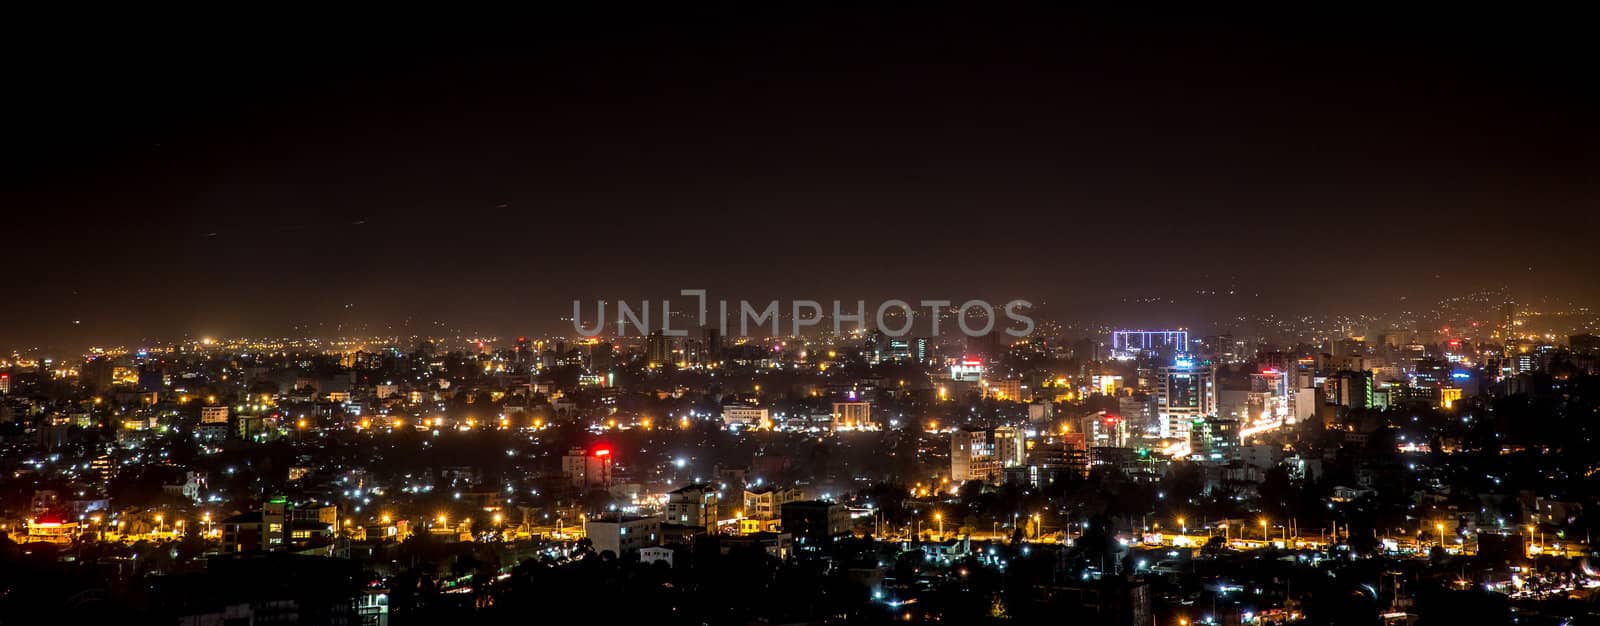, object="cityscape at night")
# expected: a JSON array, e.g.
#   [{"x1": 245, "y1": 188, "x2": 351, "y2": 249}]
[{"x1": 3, "y1": 8, "x2": 1599, "y2": 626}]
